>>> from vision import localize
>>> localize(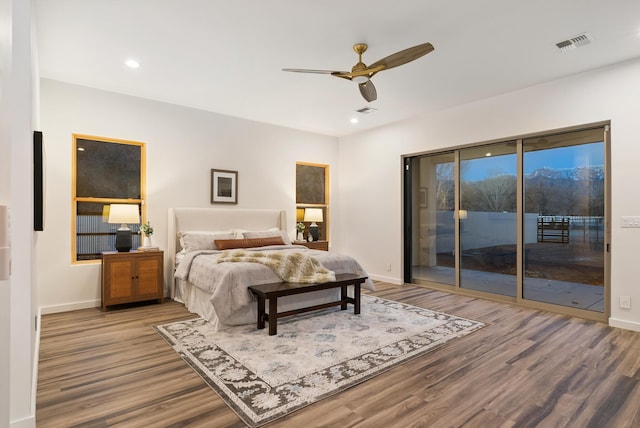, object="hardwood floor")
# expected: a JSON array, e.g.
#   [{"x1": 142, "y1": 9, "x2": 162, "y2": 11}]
[{"x1": 37, "y1": 282, "x2": 640, "y2": 427}]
